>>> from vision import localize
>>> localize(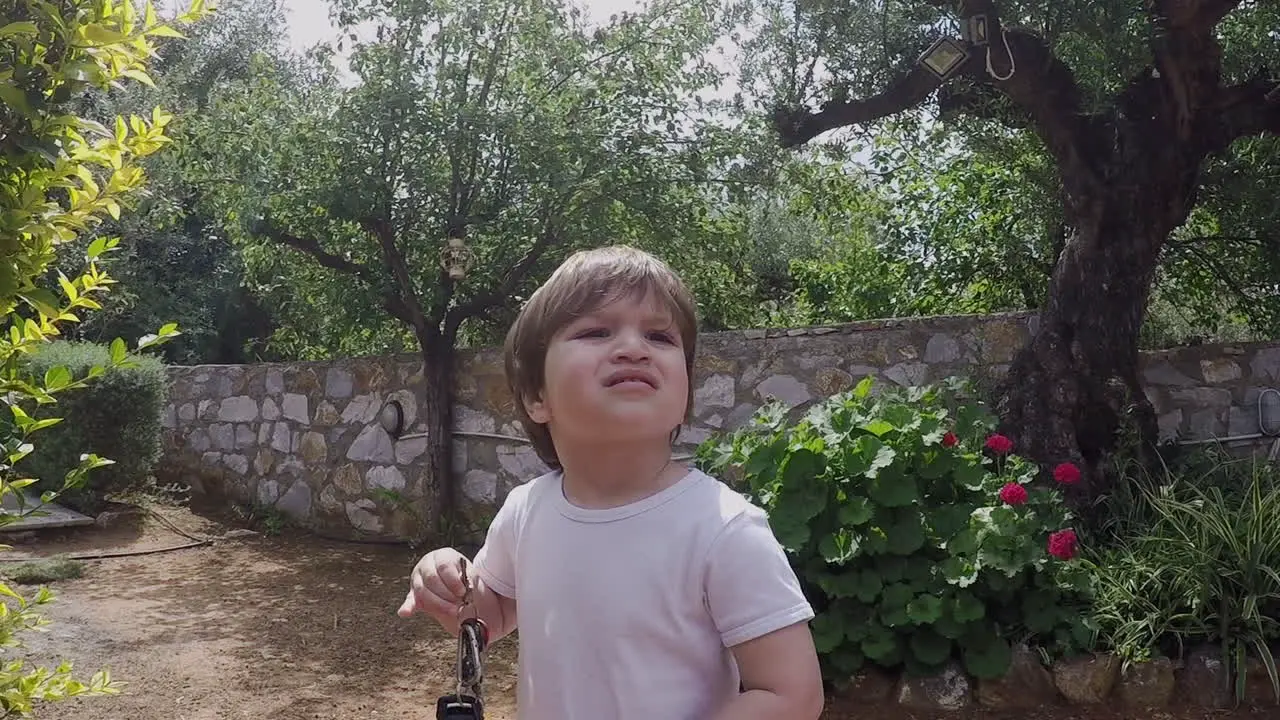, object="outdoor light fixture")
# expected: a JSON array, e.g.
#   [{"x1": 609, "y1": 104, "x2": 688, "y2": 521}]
[
  {"x1": 379, "y1": 399, "x2": 405, "y2": 438},
  {"x1": 440, "y1": 236, "x2": 475, "y2": 281},
  {"x1": 962, "y1": 14, "x2": 989, "y2": 46},
  {"x1": 1261, "y1": 388, "x2": 1280, "y2": 437},
  {"x1": 917, "y1": 37, "x2": 970, "y2": 81}
]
